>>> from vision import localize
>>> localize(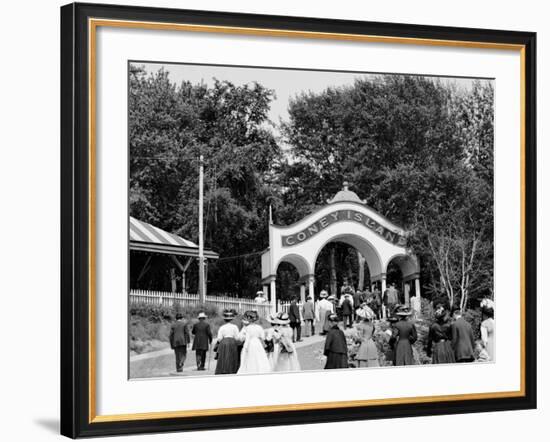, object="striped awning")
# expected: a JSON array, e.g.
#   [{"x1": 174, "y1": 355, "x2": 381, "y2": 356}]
[{"x1": 130, "y1": 216, "x2": 219, "y2": 259}]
